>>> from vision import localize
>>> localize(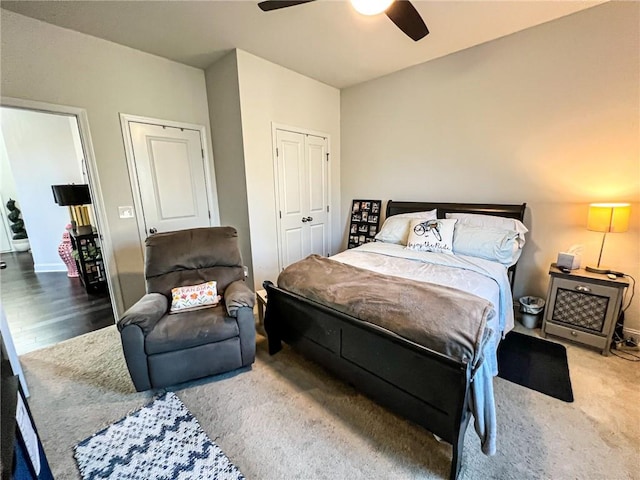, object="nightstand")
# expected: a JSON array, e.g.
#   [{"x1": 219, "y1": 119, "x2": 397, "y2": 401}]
[
  {"x1": 256, "y1": 289, "x2": 268, "y2": 326},
  {"x1": 542, "y1": 264, "x2": 629, "y2": 356}
]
